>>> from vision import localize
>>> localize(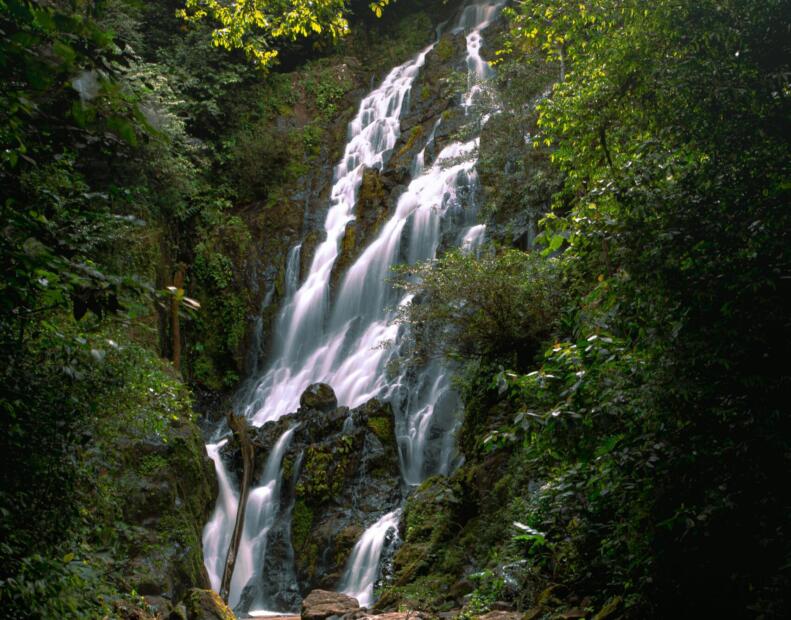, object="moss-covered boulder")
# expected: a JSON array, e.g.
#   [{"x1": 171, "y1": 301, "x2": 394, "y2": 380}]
[
  {"x1": 288, "y1": 398, "x2": 402, "y2": 593},
  {"x1": 114, "y1": 417, "x2": 217, "y2": 602},
  {"x1": 184, "y1": 588, "x2": 236, "y2": 620},
  {"x1": 300, "y1": 383, "x2": 339, "y2": 412},
  {"x1": 85, "y1": 347, "x2": 218, "y2": 605}
]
